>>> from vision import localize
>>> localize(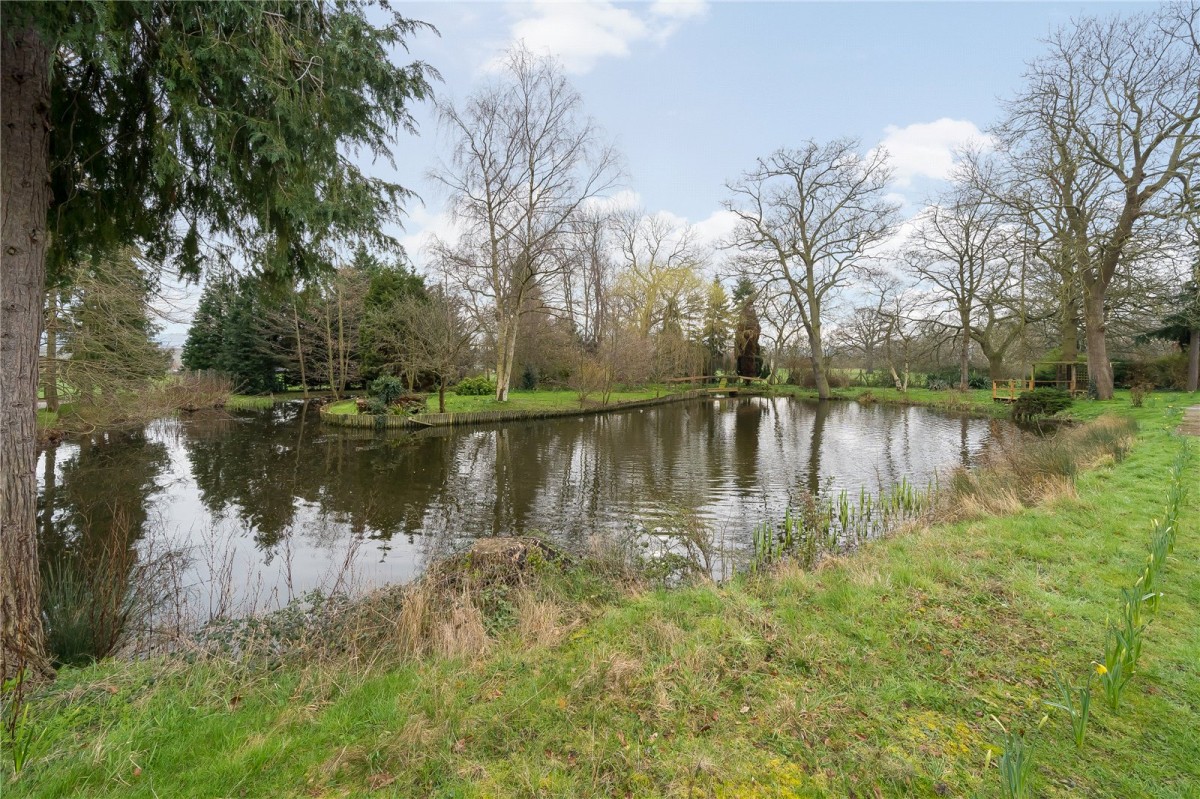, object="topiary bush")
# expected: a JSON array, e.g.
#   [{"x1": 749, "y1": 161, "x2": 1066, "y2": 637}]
[
  {"x1": 369, "y1": 375, "x2": 407, "y2": 405},
  {"x1": 1011, "y1": 387, "x2": 1073, "y2": 421},
  {"x1": 454, "y1": 376, "x2": 496, "y2": 396}
]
